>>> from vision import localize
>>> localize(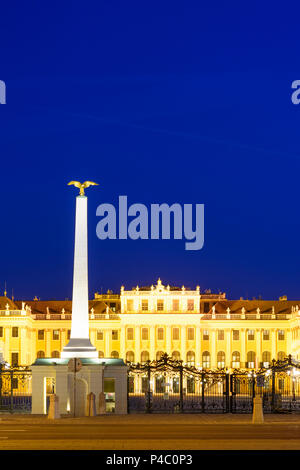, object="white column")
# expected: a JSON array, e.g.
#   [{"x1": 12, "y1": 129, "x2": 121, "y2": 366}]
[
  {"x1": 61, "y1": 329, "x2": 67, "y2": 349},
  {"x1": 62, "y1": 195, "x2": 97, "y2": 358},
  {"x1": 225, "y1": 329, "x2": 231, "y2": 368},
  {"x1": 135, "y1": 326, "x2": 141, "y2": 363},
  {"x1": 71, "y1": 196, "x2": 89, "y2": 338},
  {"x1": 256, "y1": 329, "x2": 261, "y2": 367},
  {"x1": 181, "y1": 327, "x2": 186, "y2": 363},
  {"x1": 241, "y1": 329, "x2": 246, "y2": 367},
  {"x1": 31, "y1": 329, "x2": 37, "y2": 363},
  {"x1": 4, "y1": 327, "x2": 10, "y2": 364},
  {"x1": 287, "y1": 330, "x2": 292, "y2": 356},
  {"x1": 195, "y1": 326, "x2": 201, "y2": 366},
  {"x1": 46, "y1": 330, "x2": 51, "y2": 358},
  {"x1": 166, "y1": 326, "x2": 171, "y2": 355},
  {"x1": 150, "y1": 326, "x2": 155, "y2": 360},
  {"x1": 211, "y1": 330, "x2": 216, "y2": 368},
  {"x1": 105, "y1": 330, "x2": 110, "y2": 357},
  {"x1": 120, "y1": 327, "x2": 126, "y2": 361},
  {"x1": 271, "y1": 329, "x2": 277, "y2": 361},
  {"x1": 20, "y1": 327, "x2": 27, "y2": 365}
]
